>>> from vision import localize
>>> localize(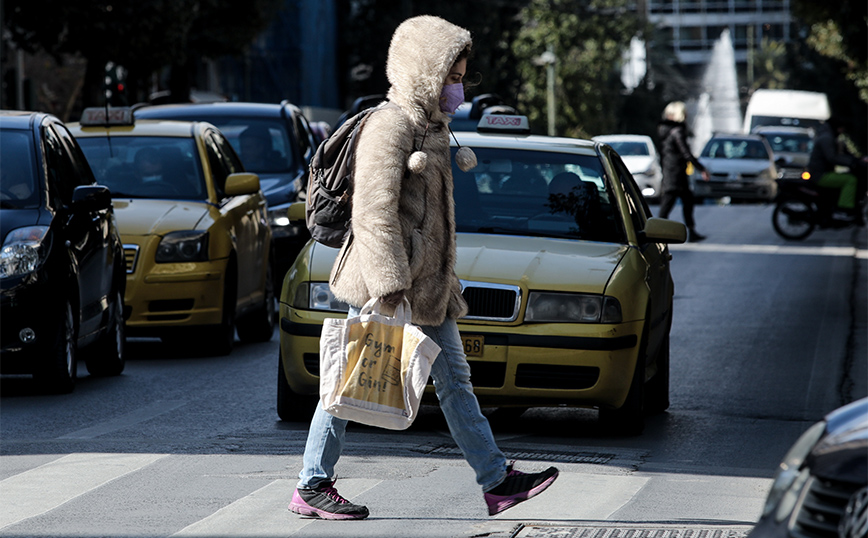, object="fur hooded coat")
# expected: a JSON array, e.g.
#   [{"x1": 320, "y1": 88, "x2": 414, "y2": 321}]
[{"x1": 329, "y1": 15, "x2": 472, "y2": 326}]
